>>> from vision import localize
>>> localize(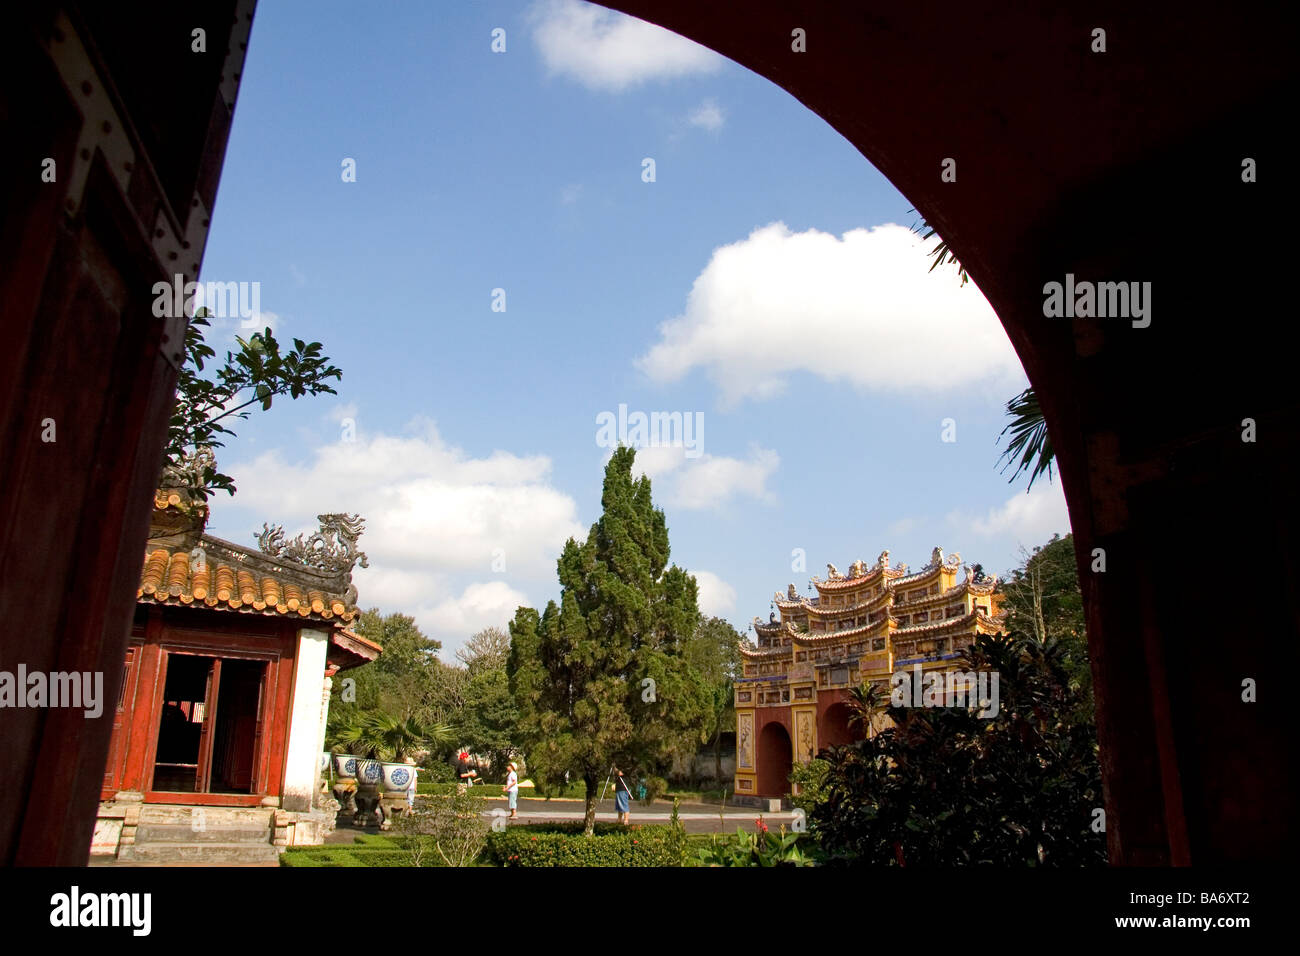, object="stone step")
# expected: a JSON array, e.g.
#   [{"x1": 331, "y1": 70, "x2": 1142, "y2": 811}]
[
  {"x1": 117, "y1": 842, "x2": 282, "y2": 864},
  {"x1": 134, "y1": 824, "x2": 273, "y2": 845},
  {"x1": 138, "y1": 806, "x2": 275, "y2": 827}
]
